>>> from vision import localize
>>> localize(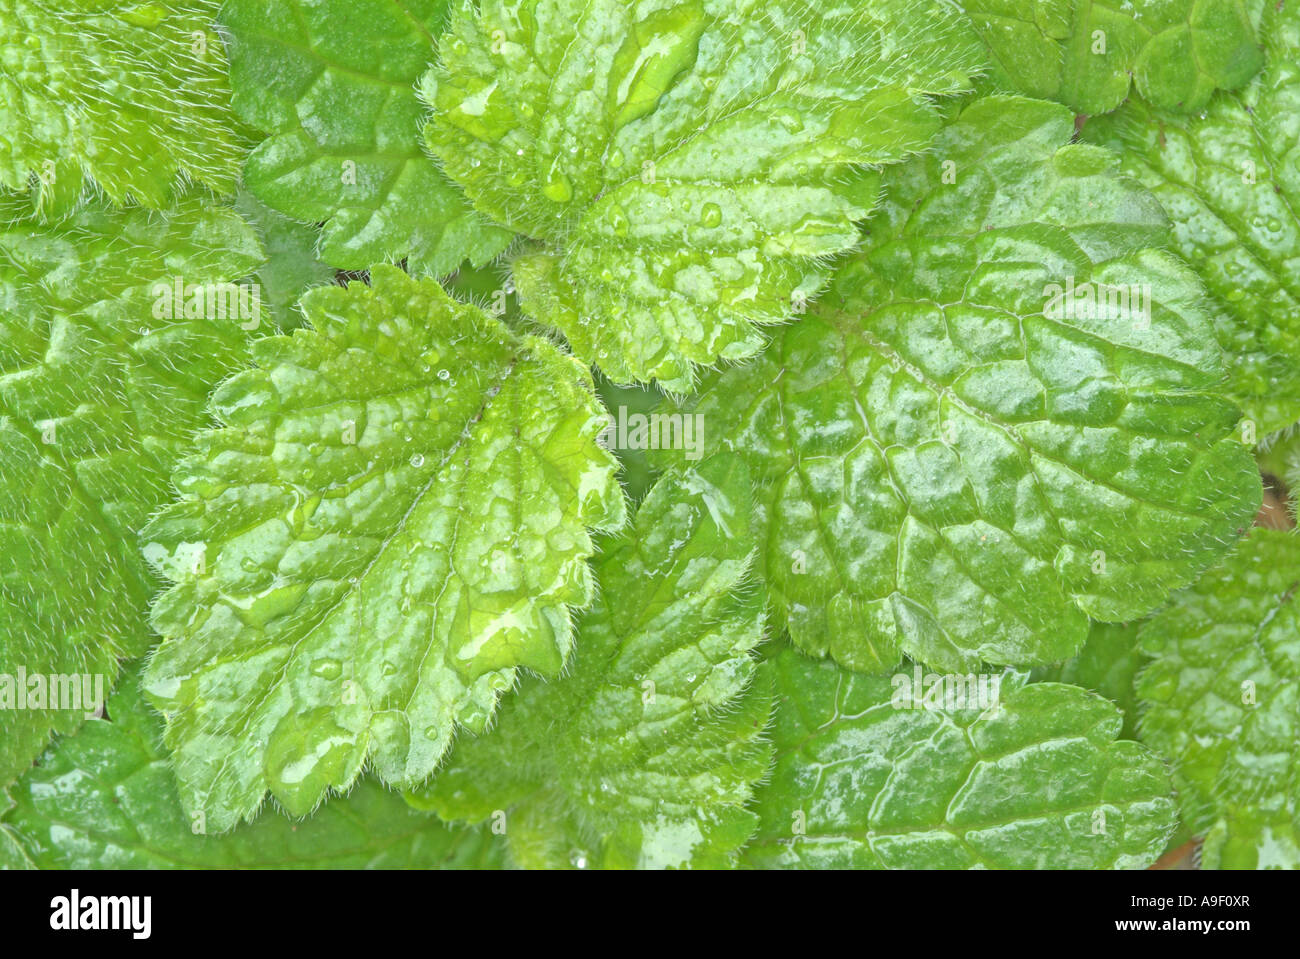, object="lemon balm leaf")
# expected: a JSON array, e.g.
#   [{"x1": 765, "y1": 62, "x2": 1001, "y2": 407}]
[
  {"x1": 142, "y1": 265, "x2": 625, "y2": 832},
  {"x1": 961, "y1": 0, "x2": 1263, "y2": 116},
  {"x1": 422, "y1": 0, "x2": 985, "y2": 391},
  {"x1": 0, "y1": 662, "x2": 503, "y2": 869},
  {"x1": 0, "y1": 0, "x2": 248, "y2": 214},
  {"x1": 744, "y1": 649, "x2": 1178, "y2": 868},
  {"x1": 407, "y1": 455, "x2": 771, "y2": 869},
  {"x1": 222, "y1": 0, "x2": 513, "y2": 276},
  {"x1": 1086, "y1": 0, "x2": 1300, "y2": 435},
  {"x1": 1136, "y1": 528, "x2": 1300, "y2": 869},
  {"x1": 662, "y1": 96, "x2": 1261, "y2": 673},
  {"x1": 0, "y1": 196, "x2": 263, "y2": 789}
]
